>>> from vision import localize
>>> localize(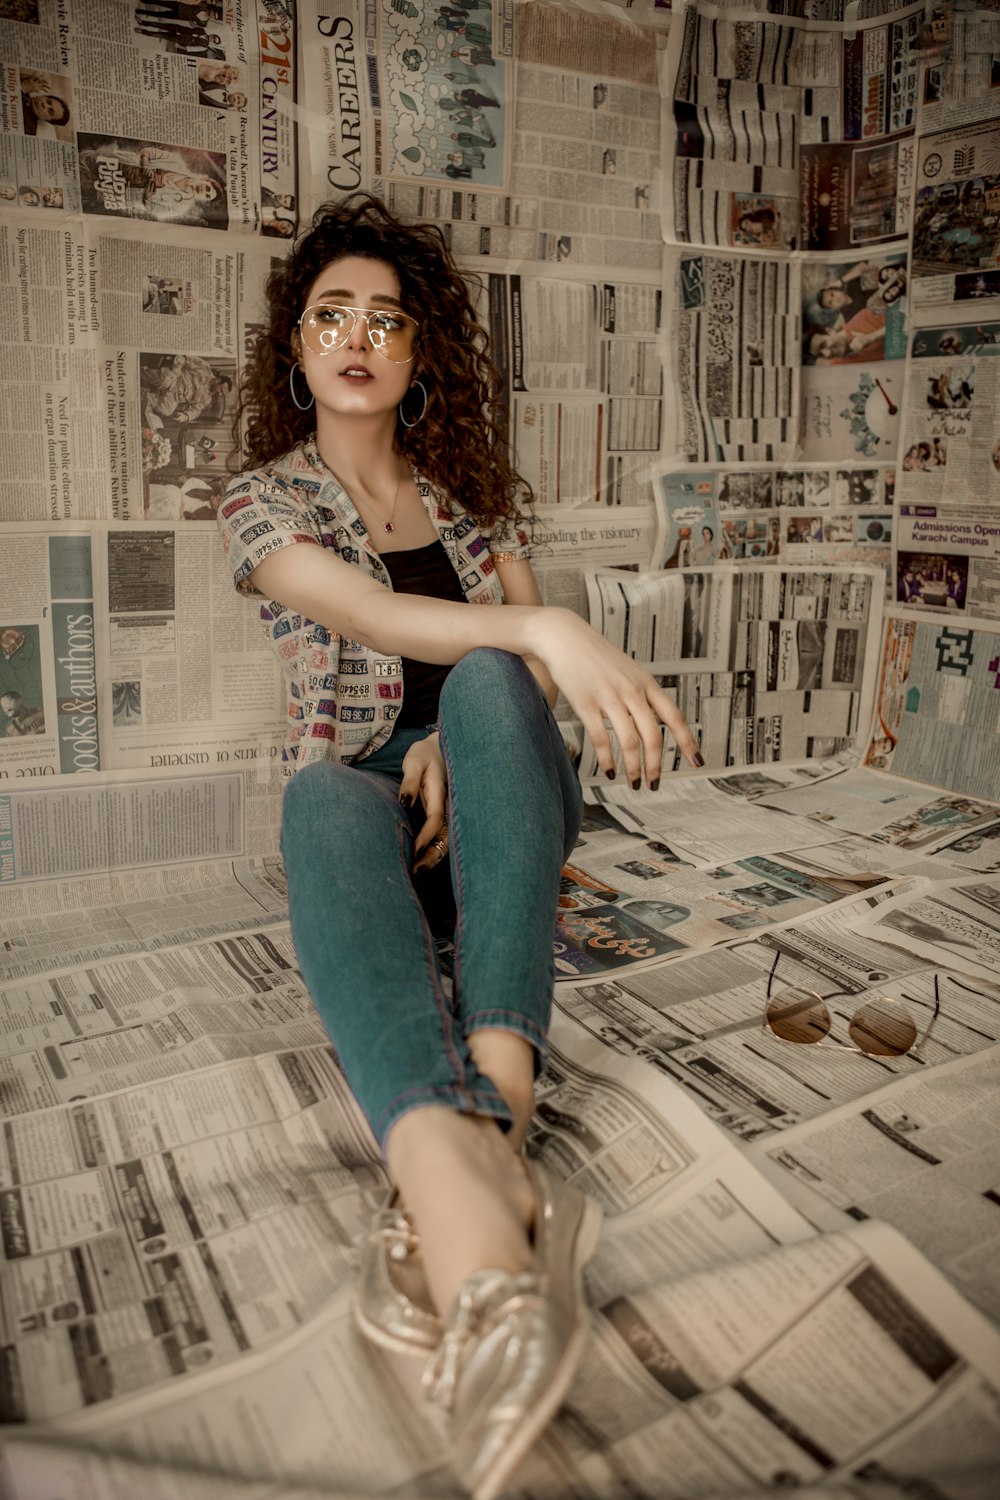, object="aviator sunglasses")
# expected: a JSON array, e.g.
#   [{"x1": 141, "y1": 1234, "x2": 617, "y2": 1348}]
[
  {"x1": 763, "y1": 950, "x2": 941, "y2": 1057},
  {"x1": 297, "y1": 303, "x2": 420, "y2": 363}
]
